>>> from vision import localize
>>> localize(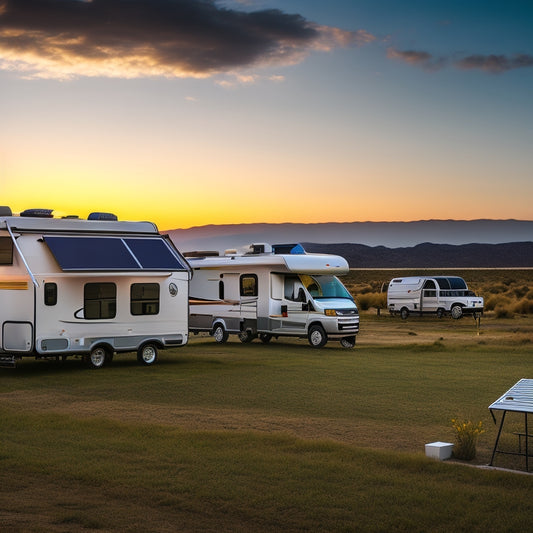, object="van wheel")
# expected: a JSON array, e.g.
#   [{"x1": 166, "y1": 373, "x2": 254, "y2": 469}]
[
  {"x1": 400, "y1": 307, "x2": 409, "y2": 320},
  {"x1": 451, "y1": 304, "x2": 463, "y2": 319},
  {"x1": 340, "y1": 336, "x2": 356, "y2": 349},
  {"x1": 238, "y1": 330, "x2": 255, "y2": 343},
  {"x1": 87, "y1": 346, "x2": 109, "y2": 369},
  {"x1": 308, "y1": 325, "x2": 327, "y2": 348},
  {"x1": 212, "y1": 323, "x2": 228, "y2": 343},
  {"x1": 437, "y1": 308, "x2": 445, "y2": 319},
  {"x1": 259, "y1": 333, "x2": 272, "y2": 344},
  {"x1": 137, "y1": 343, "x2": 158, "y2": 365}
]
